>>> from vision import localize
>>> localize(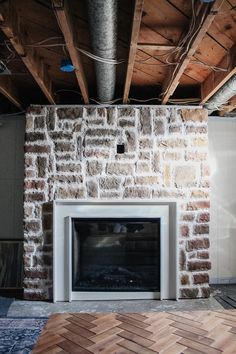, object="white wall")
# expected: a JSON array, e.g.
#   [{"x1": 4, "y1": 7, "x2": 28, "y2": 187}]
[{"x1": 209, "y1": 117, "x2": 236, "y2": 283}]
